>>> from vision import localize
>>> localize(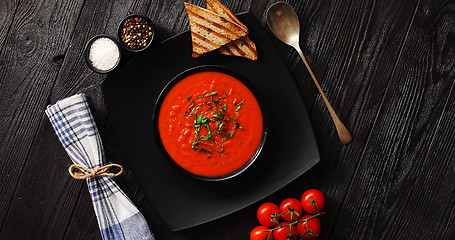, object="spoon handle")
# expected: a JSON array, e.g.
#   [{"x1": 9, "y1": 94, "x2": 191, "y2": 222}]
[{"x1": 294, "y1": 46, "x2": 352, "y2": 145}]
